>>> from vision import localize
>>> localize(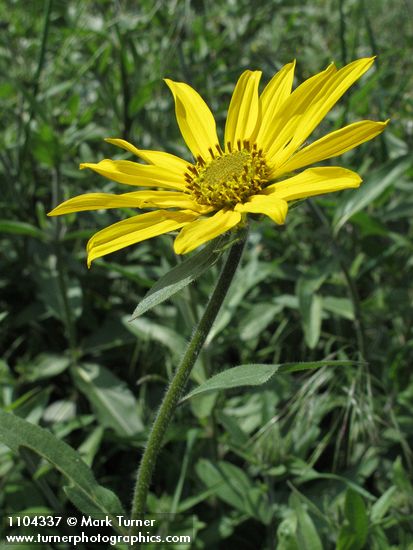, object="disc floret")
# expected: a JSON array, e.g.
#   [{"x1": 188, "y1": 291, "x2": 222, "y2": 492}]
[{"x1": 185, "y1": 142, "x2": 270, "y2": 209}]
